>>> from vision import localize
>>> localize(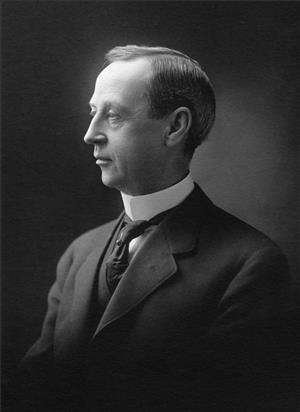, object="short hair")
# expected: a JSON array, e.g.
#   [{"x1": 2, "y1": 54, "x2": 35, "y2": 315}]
[{"x1": 103, "y1": 45, "x2": 216, "y2": 157}]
